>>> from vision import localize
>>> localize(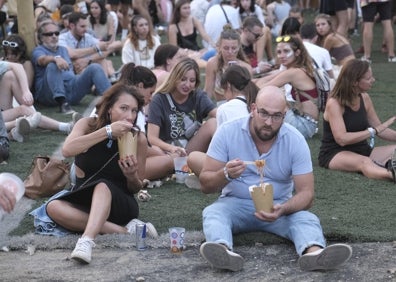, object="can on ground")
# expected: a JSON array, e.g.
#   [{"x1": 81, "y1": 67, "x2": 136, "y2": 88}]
[{"x1": 136, "y1": 223, "x2": 147, "y2": 251}]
